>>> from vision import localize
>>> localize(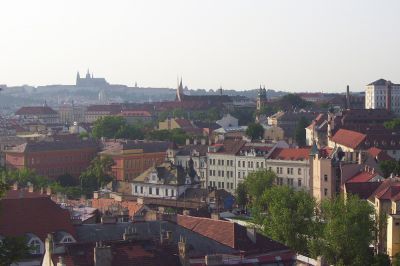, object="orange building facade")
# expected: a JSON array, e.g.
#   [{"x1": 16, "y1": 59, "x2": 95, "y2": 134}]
[{"x1": 100, "y1": 140, "x2": 171, "y2": 181}]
